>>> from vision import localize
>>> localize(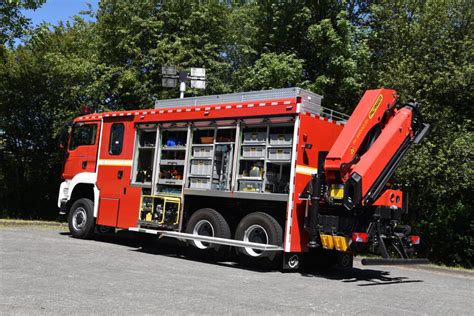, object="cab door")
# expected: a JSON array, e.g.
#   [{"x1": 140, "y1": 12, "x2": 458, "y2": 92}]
[
  {"x1": 96, "y1": 117, "x2": 140, "y2": 228},
  {"x1": 63, "y1": 121, "x2": 101, "y2": 180}
]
